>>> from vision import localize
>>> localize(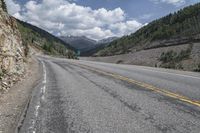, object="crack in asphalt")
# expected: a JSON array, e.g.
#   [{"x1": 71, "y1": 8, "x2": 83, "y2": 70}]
[
  {"x1": 55, "y1": 62, "x2": 177, "y2": 133},
  {"x1": 18, "y1": 57, "x2": 200, "y2": 133},
  {"x1": 56, "y1": 62, "x2": 142, "y2": 112},
  {"x1": 56, "y1": 62, "x2": 200, "y2": 118},
  {"x1": 45, "y1": 62, "x2": 92, "y2": 133}
]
